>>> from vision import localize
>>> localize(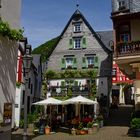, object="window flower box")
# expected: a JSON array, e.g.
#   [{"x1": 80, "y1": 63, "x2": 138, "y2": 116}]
[
  {"x1": 88, "y1": 64, "x2": 94, "y2": 68},
  {"x1": 67, "y1": 65, "x2": 73, "y2": 69}
]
